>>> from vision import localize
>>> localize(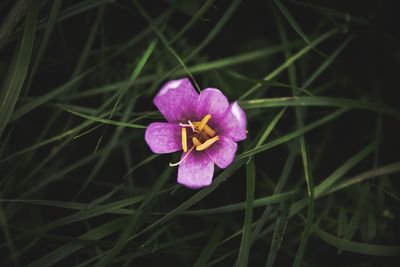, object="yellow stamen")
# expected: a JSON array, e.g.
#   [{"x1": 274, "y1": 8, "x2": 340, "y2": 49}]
[
  {"x1": 196, "y1": 136, "x2": 219, "y2": 151},
  {"x1": 169, "y1": 145, "x2": 195, "y2": 167},
  {"x1": 198, "y1": 114, "x2": 211, "y2": 131},
  {"x1": 193, "y1": 121, "x2": 216, "y2": 137},
  {"x1": 192, "y1": 136, "x2": 202, "y2": 147},
  {"x1": 203, "y1": 124, "x2": 216, "y2": 137},
  {"x1": 181, "y1": 127, "x2": 187, "y2": 152}
]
